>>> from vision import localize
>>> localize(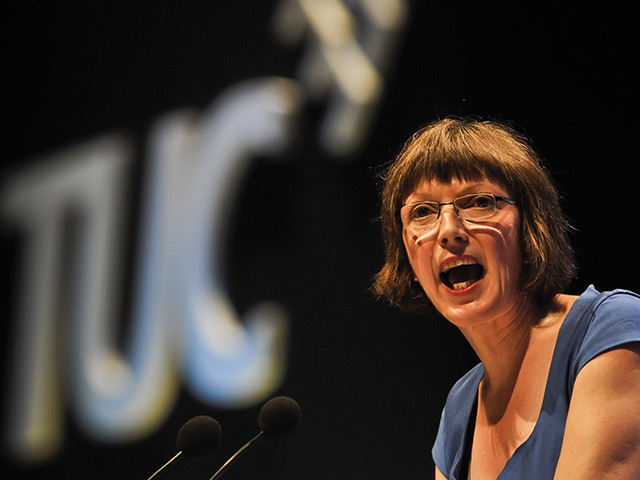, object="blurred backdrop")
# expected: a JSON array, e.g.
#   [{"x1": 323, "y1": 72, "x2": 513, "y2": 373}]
[{"x1": 2, "y1": 1, "x2": 638, "y2": 478}]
